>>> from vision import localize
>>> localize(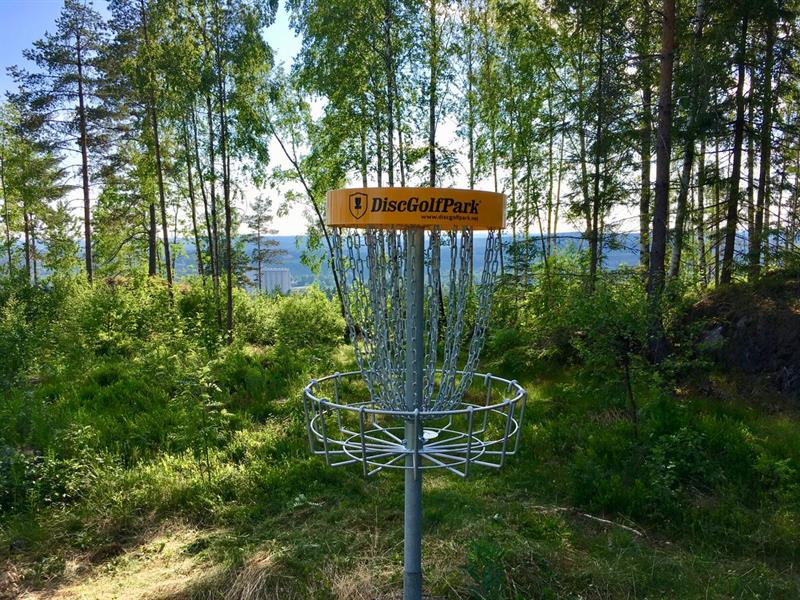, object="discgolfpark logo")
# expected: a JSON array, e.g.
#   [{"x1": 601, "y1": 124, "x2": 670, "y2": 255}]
[
  {"x1": 349, "y1": 194, "x2": 480, "y2": 221},
  {"x1": 349, "y1": 192, "x2": 368, "y2": 220},
  {"x1": 328, "y1": 187, "x2": 505, "y2": 229}
]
